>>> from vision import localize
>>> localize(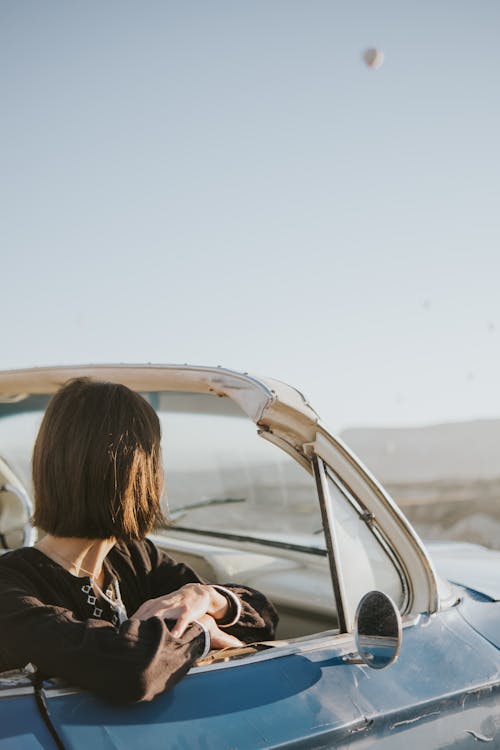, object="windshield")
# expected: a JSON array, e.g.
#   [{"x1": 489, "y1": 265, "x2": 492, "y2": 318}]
[
  {"x1": 155, "y1": 392, "x2": 321, "y2": 546},
  {"x1": 0, "y1": 390, "x2": 323, "y2": 549}
]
